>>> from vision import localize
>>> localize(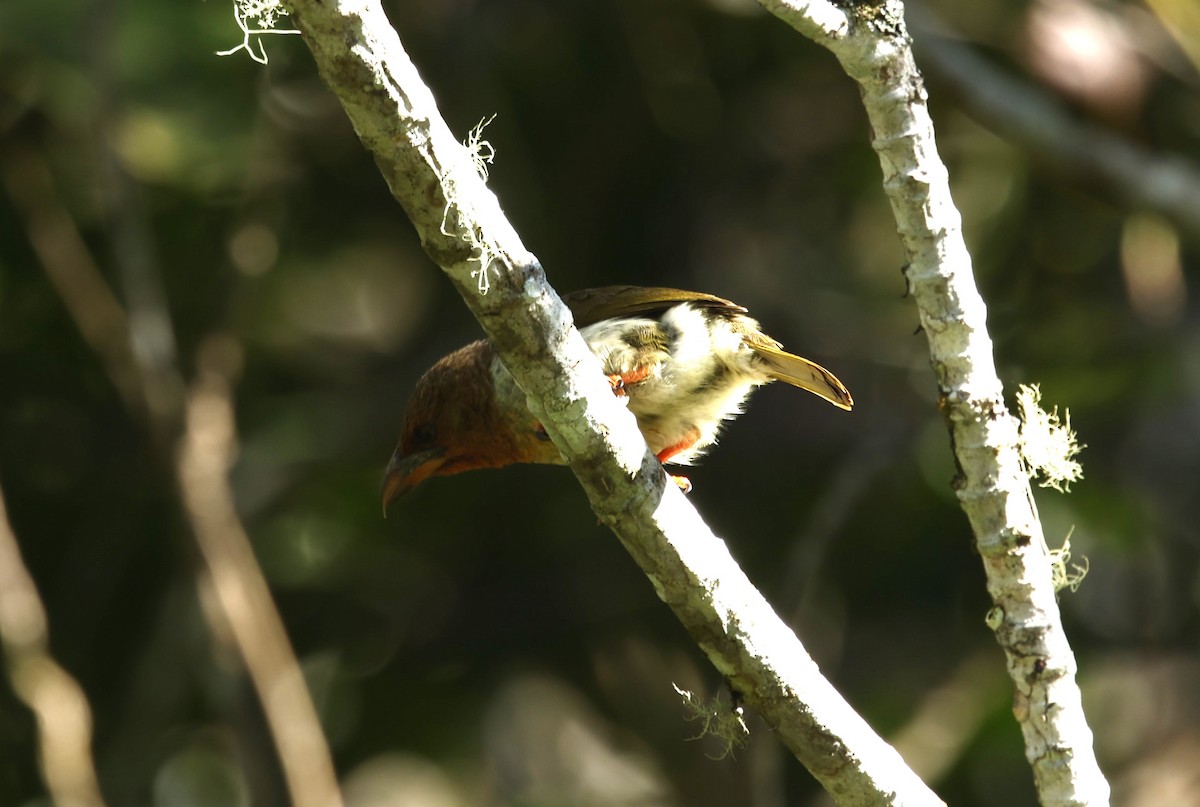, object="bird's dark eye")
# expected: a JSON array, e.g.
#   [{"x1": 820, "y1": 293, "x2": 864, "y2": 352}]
[
  {"x1": 410, "y1": 423, "x2": 437, "y2": 449},
  {"x1": 534, "y1": 423, "x2": 551, "y2": 442}
]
